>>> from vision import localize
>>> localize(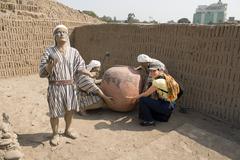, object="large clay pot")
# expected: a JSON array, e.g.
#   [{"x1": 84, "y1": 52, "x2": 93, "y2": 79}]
[{"x1": 100, "y1": 65, "x2": 143, "y2": 112}]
